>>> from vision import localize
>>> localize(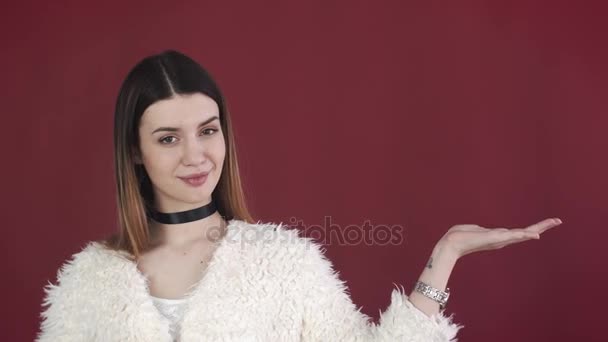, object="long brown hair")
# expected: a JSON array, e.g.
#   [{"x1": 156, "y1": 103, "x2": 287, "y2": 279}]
[{"x1": 103, "y1": 50, "x2": 255, "y2": 259}]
